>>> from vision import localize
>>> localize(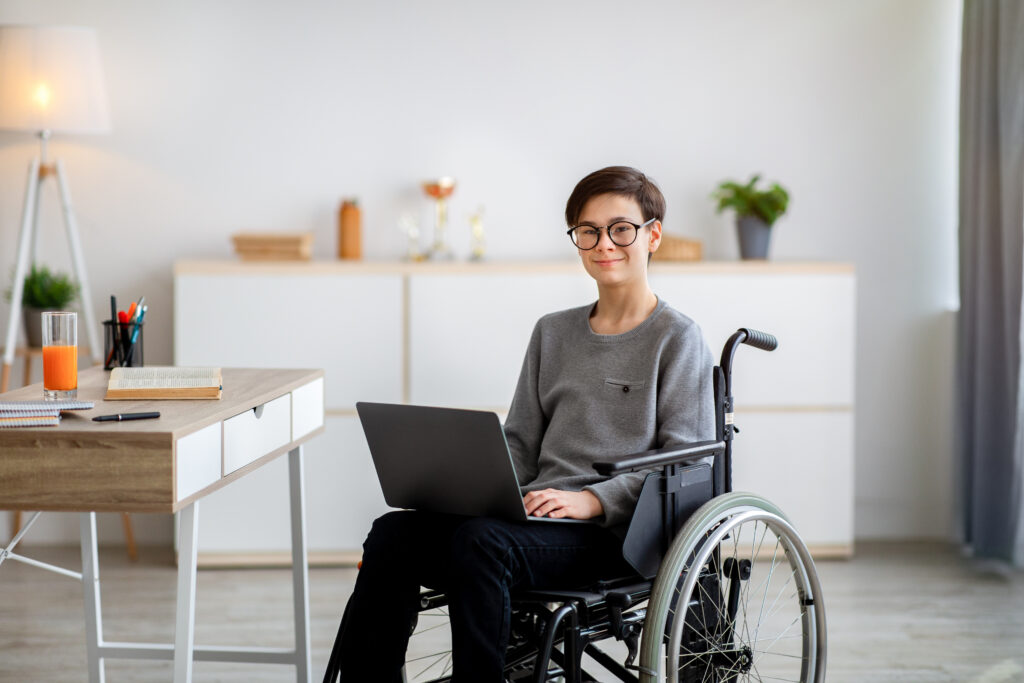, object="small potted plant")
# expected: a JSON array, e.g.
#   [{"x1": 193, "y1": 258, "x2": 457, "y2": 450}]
[
  {"x1": 712, "y1": 174, "x2": 790, "y2": 260},
  {"x1": 4, "y1": 265, "x2": 79, "y2": 347}
]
